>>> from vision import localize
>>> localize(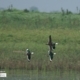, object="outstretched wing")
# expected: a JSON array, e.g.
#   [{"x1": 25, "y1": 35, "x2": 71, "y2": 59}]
[
  {"x1": 49, "y1": 35, "x2": 52, "y2": 44},
  {"x1": 47, "y1": 35, "x2": 58, "y2": 50},
  {"x1": 48, "y1": 35, "x2": 53, "y2": 50}
]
